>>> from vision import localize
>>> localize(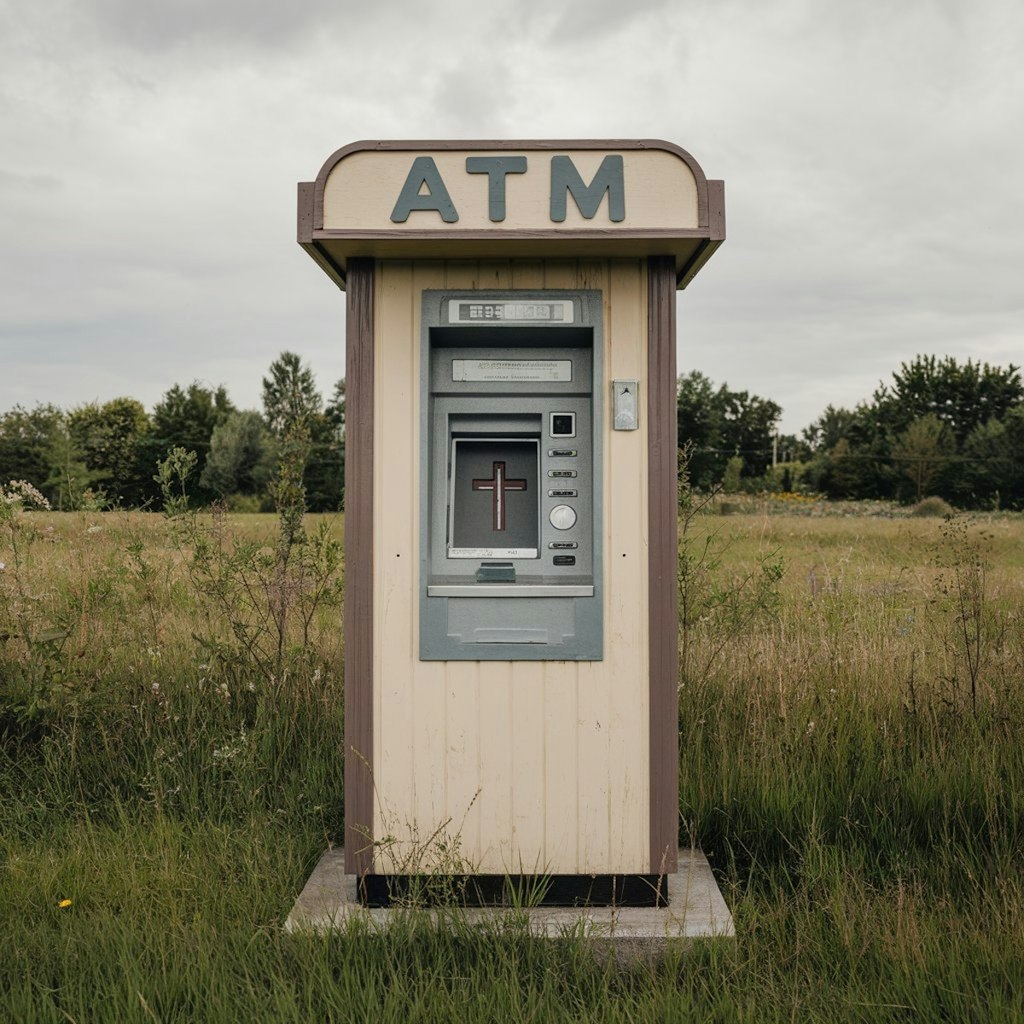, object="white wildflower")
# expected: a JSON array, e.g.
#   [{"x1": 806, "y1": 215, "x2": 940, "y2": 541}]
[{"x1": 2, "y1": 480, "x2": 51, "y2": 511}]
